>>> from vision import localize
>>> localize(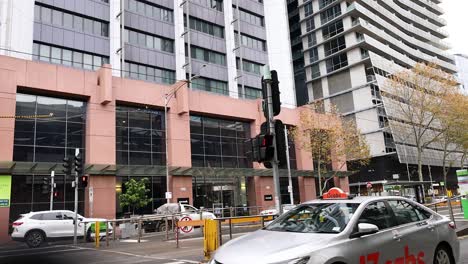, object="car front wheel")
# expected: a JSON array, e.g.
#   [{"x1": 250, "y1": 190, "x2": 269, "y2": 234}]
[
  {"x1": 434, "y1": 245, "x2": 455, "y2": 264},
  {"x1": 25, "y1": 230, "x2": 45, "y2": 248}
]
